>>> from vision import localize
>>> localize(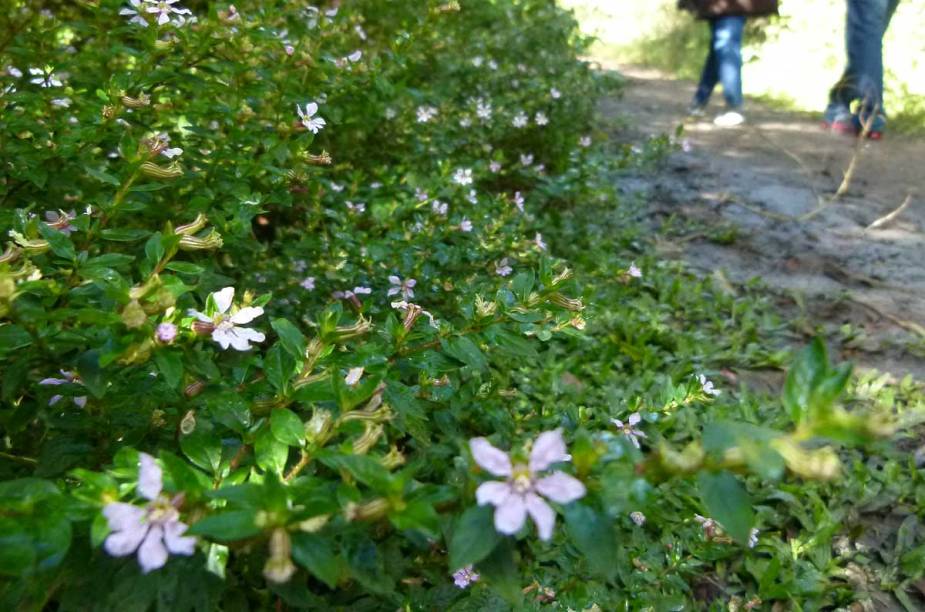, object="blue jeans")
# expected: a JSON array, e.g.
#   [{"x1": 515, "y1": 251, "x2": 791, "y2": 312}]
[
  {"x1": 694, "y1": 16, "x2": 746, "y2": 110},
  {"x1": 827, "y1": 0, "x2": 900, "y2": 115}
]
